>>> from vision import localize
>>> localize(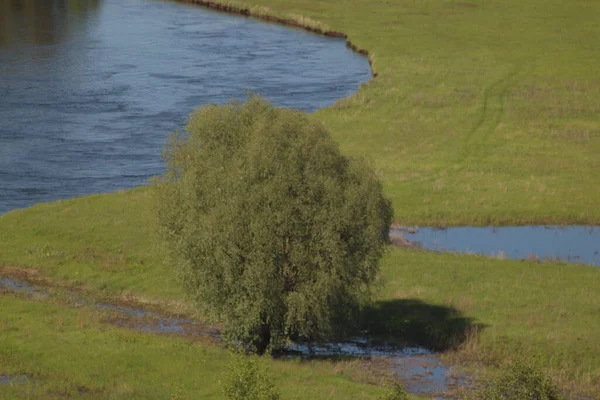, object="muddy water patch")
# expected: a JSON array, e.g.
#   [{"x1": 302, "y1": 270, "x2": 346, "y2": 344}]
[
  {"x1": 1, "y1": 275, "x2": 466, "y2": 398},
  {"x1": 0, "y1": 374, "x2": 29, "y2": 385},
  {"x1": 392, "y1": 354, "x2": 466, "y2": 399},
  {"x1": 96, "y1": 303, "x2": 219, "y2": 338},
  {"x1": 0, "y1": 276, "x2": 49, "y2": 299},
  {"x1": 0, "y1": 276, "x2": 219, "y2": 338},
  {"x1": 391, "y1": 226, "x2": 600, "y2": 266},
  {"x1": 289, "y1": 341, "x2": 466, "y2": 398},
  {"x1": 0, "y1": 276, "x2": 36, "y2": 293}
]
